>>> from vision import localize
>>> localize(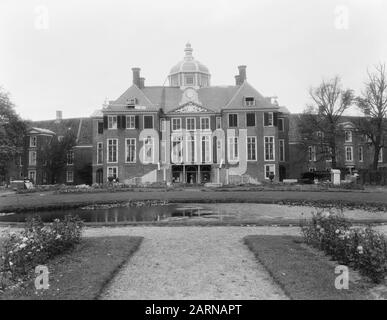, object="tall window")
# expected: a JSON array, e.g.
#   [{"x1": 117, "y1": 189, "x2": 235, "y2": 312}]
[
  {"x1": 126, "y1": 115, "x2": 136, "y2": 129},
  {"x1": 200, "y1": 117, "x2": 210, "y2": 131},
  {"x1": 28, "y1": 170, "x2": 36, "y2": 182},
  {"x1": 108, "y1": 116, "x2": 117, "y2": 129},
  {"x1": 97, "y1": 142, "x2": 103, "y2": 164},
  {"x1": 264, "y1": 136, "x2": 275, "y2": 161},
  {"x1": 216, "y1": 117, "x2": 221, "y2": 129},
  {"x1": 278, "y1": 118, "x2": 284, "y2": 132},
  {"x1": 98, "y1": 122, "x2": 104, "y2": 134},
  {"x1": 66, "y1": 171, "x2": 74, "y2": 183},
  {"x1": 107, "y1": 167, "x2": 117, "y2": 179},
  {"x1": 172, "y1": 118, "x2": 181, "y2": 131},
  {"x1": 228, "y1": 114, "x2": 238, "y2": 127},
  {"x1": 264, "y1": 112, "x2": 273, "y2": 127},
  {"x1": 346, "y1": 146, "x2": 353, "y2": 161},
  {"x1": 279, "y1": 139, "x2": 285, "y2": 162},
  {"x1": 144, "y1": 137, "x2": 154, "y2": 163},
  {"x1": 358, "y1": 146, "x2": 363, "y2": 162},
  {"x1": 30, "y1": 136, "x2": 37, "y2": 147},
  {"x1": 186, "y1": 135, "x2": 196, "y2": 163},
  {"x1": 144, "y1": 115, "x2": 154, "y2": 129},
  {"x1": 345, "y1": 131, "x2": 352, "y2": 142},
  {"x1": 160, "y1": 119, "x2": 166, "y2": 132},
  {"x1": 67, "y1": 150, "x2": 74, "y2": 165},
  {"x1": 172, "y1": 136, "x2": 183, "y2": 163},
  {"x1": 228, "y1": 137, "x2": 239, "y2": 161},
  {"x1": 185, "y1": 75, "x2": 194, "y2": 85},
  {"x1": 186, "y1": 118, "x2": 195, "y2": 131},
  {"x1": 308, "y1": 146, "x2": 316, "y2": 162},
  {"x1": 379, "y1": 149, "x2": 383, "y2": 162},
  {"x1": 246, "y1": 113, "x2": 256, "y2": 127},
  {"x1": 107, "y1": 139, "x2": 118, "y2": 163},
  {"x1": 264, "y1": 164, "x2": 276, "y2": 179},
  {"x1": 201, "y1": 136, "x2": 211, "y2": 163},
  {"x1": 247, "y1": 137, "x2": 257, "y2": 161},
  {"x1": 29, "y1": 151, "x2": 37, "y2": 166},
  {"x1": 126, "y1": 138, "x2": 136, "y2": 163}
]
